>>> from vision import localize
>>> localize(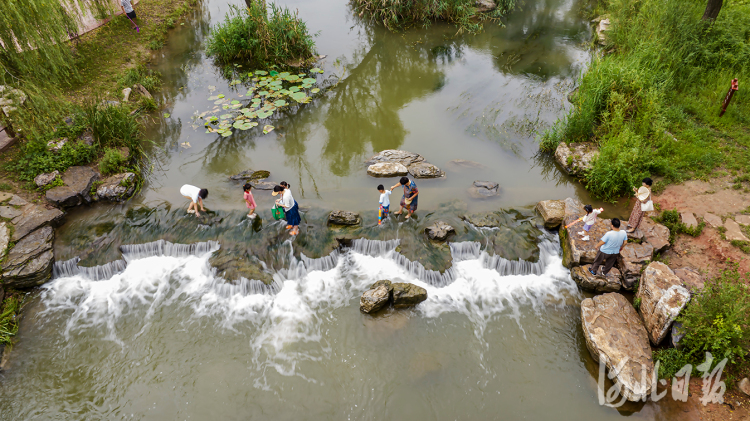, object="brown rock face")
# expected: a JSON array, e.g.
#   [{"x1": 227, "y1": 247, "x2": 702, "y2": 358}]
[
  {"x1": 360, "y1": 280, "x2": 393, "y2": 314},
  {"x1": 637, "y1": 262, "x2": 691, "y2": 345},
  {"x1": 561, "y1": 197, "x2": 611, "y2": 268},
  {"x1": 673, "y1": 267, "x2": 704, "y2": 292},
  {"x1": 632, "y1": 218, "x2": 670, "y2": 253},
  {"x1": 581, "y1": 293, "x2": 655, "y2": 402},
  {"x1": 571, "y1": 265, "x2": 622, "y2": 292},
  {"x1": 617, "y1": 242, "x2": 654, "y2": 290},
  {"x1": 536, "y1": 200, "x2": 565, "y2": 229},
  {"x1": 2, "y1": 226, "x2": 55, "y2": 288},
  {"x1": 392, "y1": 283, "x2": 427, "y2": 308}
]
